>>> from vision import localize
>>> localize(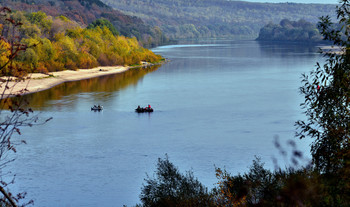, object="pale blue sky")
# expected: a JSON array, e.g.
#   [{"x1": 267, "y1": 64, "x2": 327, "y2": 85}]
[{"x1": 246, "y1": 0, "x2": 339, "y2": 4}]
